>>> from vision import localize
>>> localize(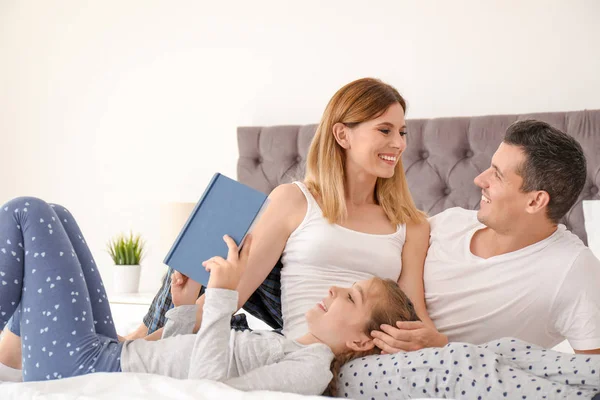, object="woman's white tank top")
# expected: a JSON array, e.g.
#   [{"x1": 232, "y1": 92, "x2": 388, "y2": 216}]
[{"x1": 280, "y1": 181, "x2": 406, "y2": 339}]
